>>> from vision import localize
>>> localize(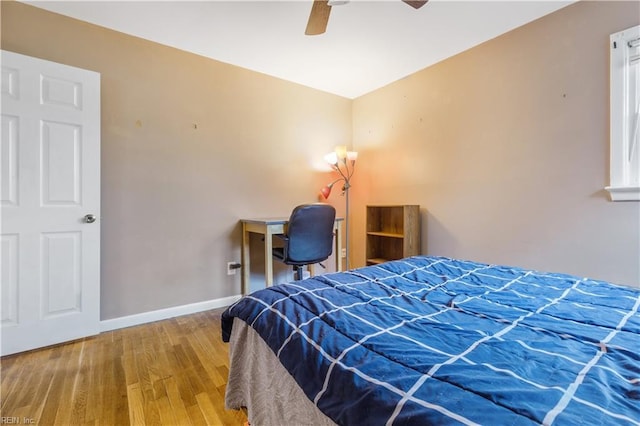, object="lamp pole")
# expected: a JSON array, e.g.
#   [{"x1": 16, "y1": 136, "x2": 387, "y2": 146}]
[{"x1": 343, "y1": 180, "x2": 351, "y2": 270}]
